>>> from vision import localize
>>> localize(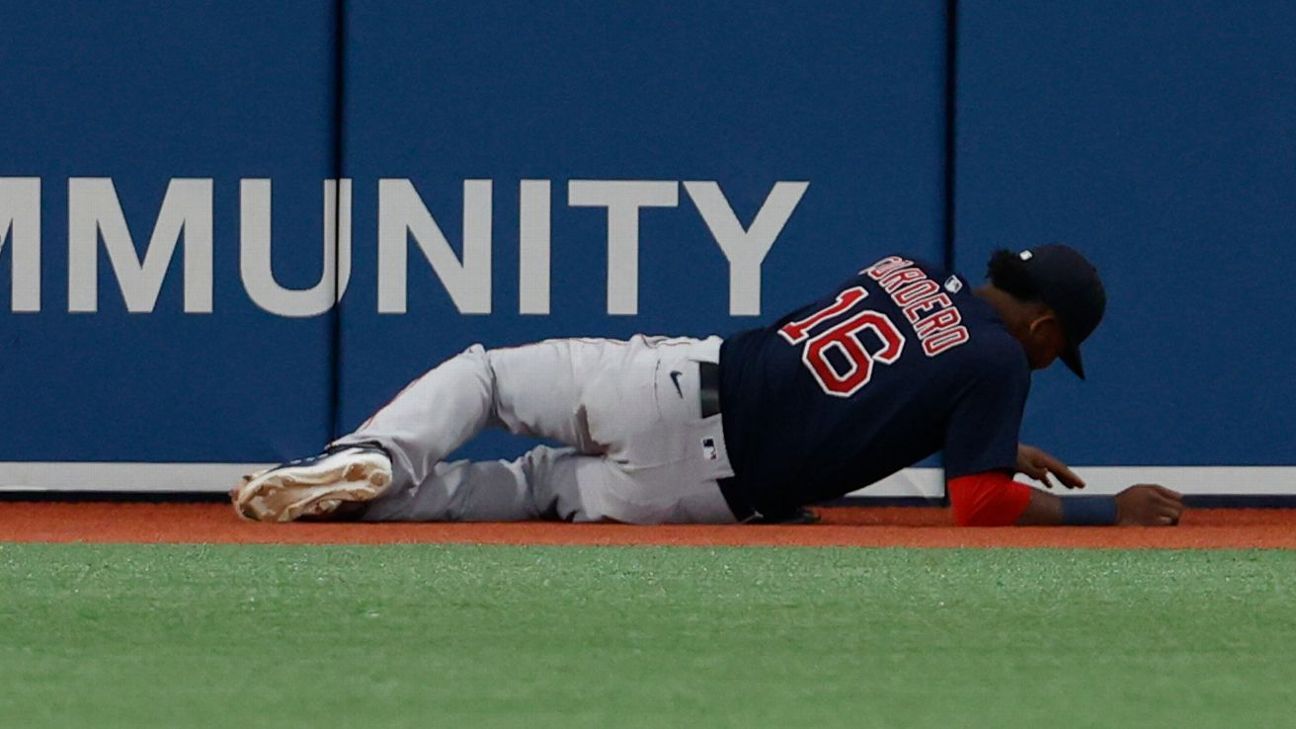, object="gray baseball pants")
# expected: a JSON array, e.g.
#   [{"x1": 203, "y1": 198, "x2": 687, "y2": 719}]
[{"x1": 332, "y1": 335, "x2": 739, "y2": 524}]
